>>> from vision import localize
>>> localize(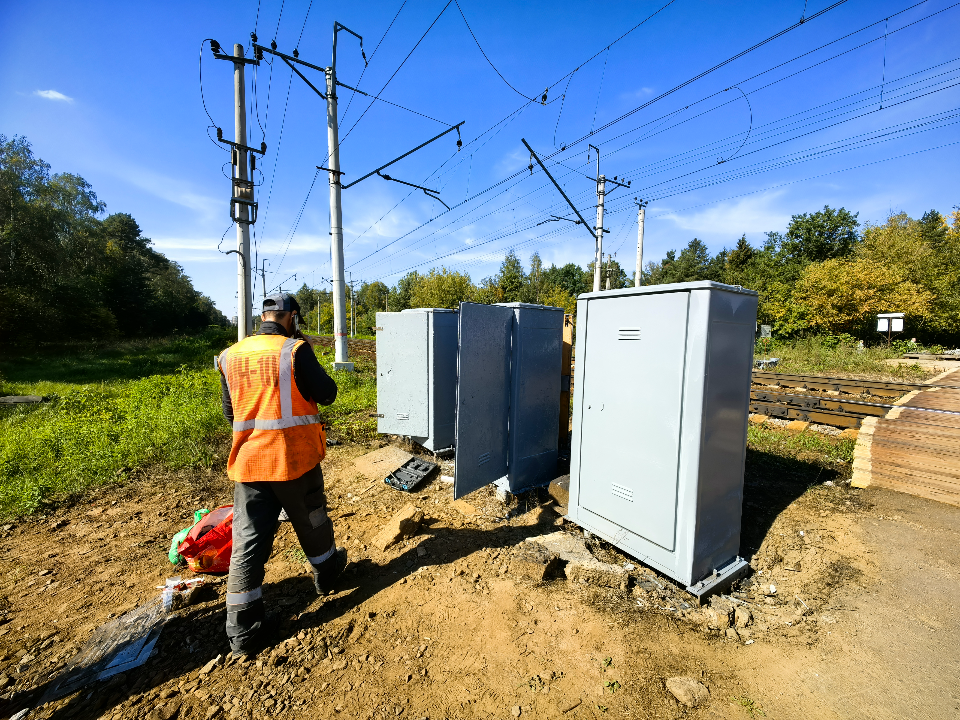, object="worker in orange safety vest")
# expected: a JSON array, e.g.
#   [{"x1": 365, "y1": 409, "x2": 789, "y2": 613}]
[{"x1": 216, "y1": 292, "x2": 345, "y2": 657}]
